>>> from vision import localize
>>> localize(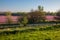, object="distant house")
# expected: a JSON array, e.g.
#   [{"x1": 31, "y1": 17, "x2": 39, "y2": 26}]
[
  {"x1": 45, "y1": 15, "x2": 55, "y2": 21},
  {"x1": 0, "y1": 13, "x2": 8, "y2": 24},
  {"x1": 0, "y1": 13, "x2": 23, "y2": 24},
  {"x1": 0, "y1": 16, "x2": 8, "y2": 24},
  {"x1": 11, "y1": 13, "x2": 23, "y2": 24},
  {"x1": 45, "y1": 13, "x2": 55, "y2": 21},
  {"x1": 55, "y1": 12, "x2": 60, "y2": 21},
  {"x1": 55, "y1": 16, "x2": 60, "y2": 21}
]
